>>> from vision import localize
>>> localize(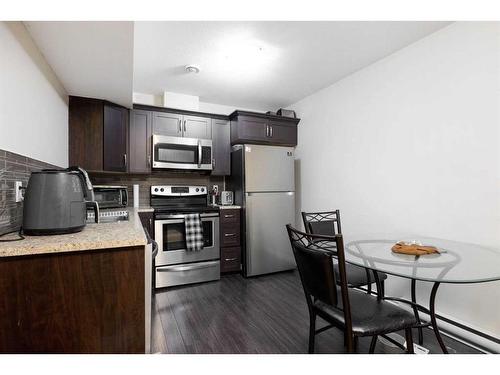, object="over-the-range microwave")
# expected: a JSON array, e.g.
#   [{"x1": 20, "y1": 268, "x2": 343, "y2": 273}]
[{"x1": 152, "y1": 135, "x2": 213, "y2": 171}]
